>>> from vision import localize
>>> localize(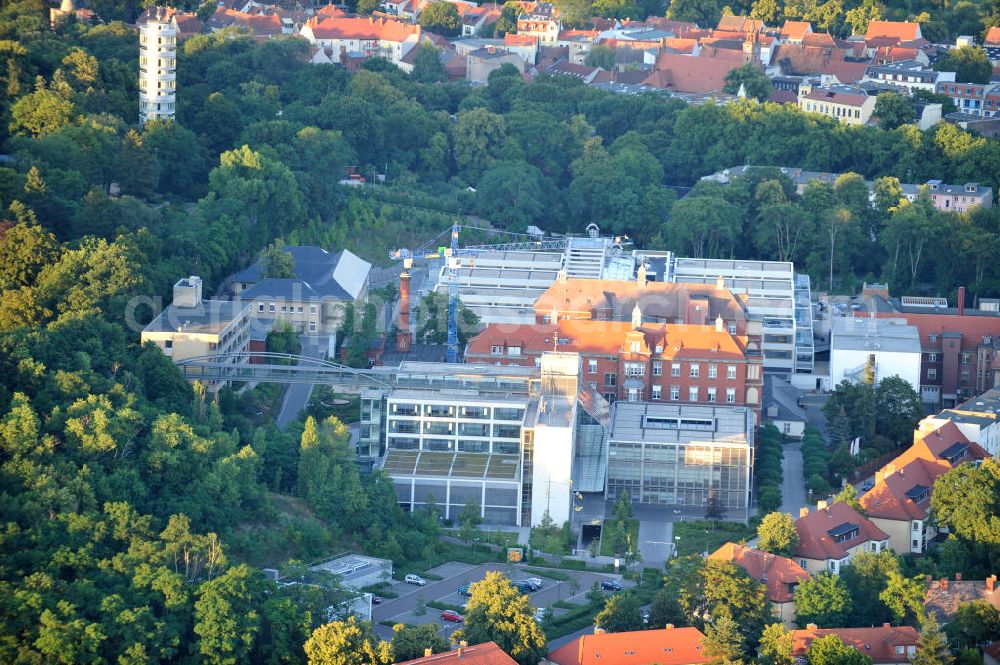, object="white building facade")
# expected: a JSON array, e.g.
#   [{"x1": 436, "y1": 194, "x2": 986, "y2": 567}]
[
  {"x1": 828, "y1": 316, "x2": 922, "y2": 391},
  {"x1": 139, "y1": 7, "x2": 177, "y2": 125}
]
